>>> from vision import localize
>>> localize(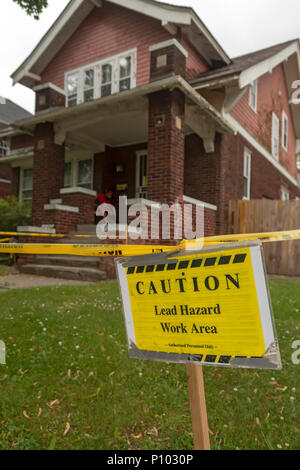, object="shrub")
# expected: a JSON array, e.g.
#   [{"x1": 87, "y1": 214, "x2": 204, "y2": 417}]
[{"x1": 0, "y1": 196, "x2": 32, "y2": 232}]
